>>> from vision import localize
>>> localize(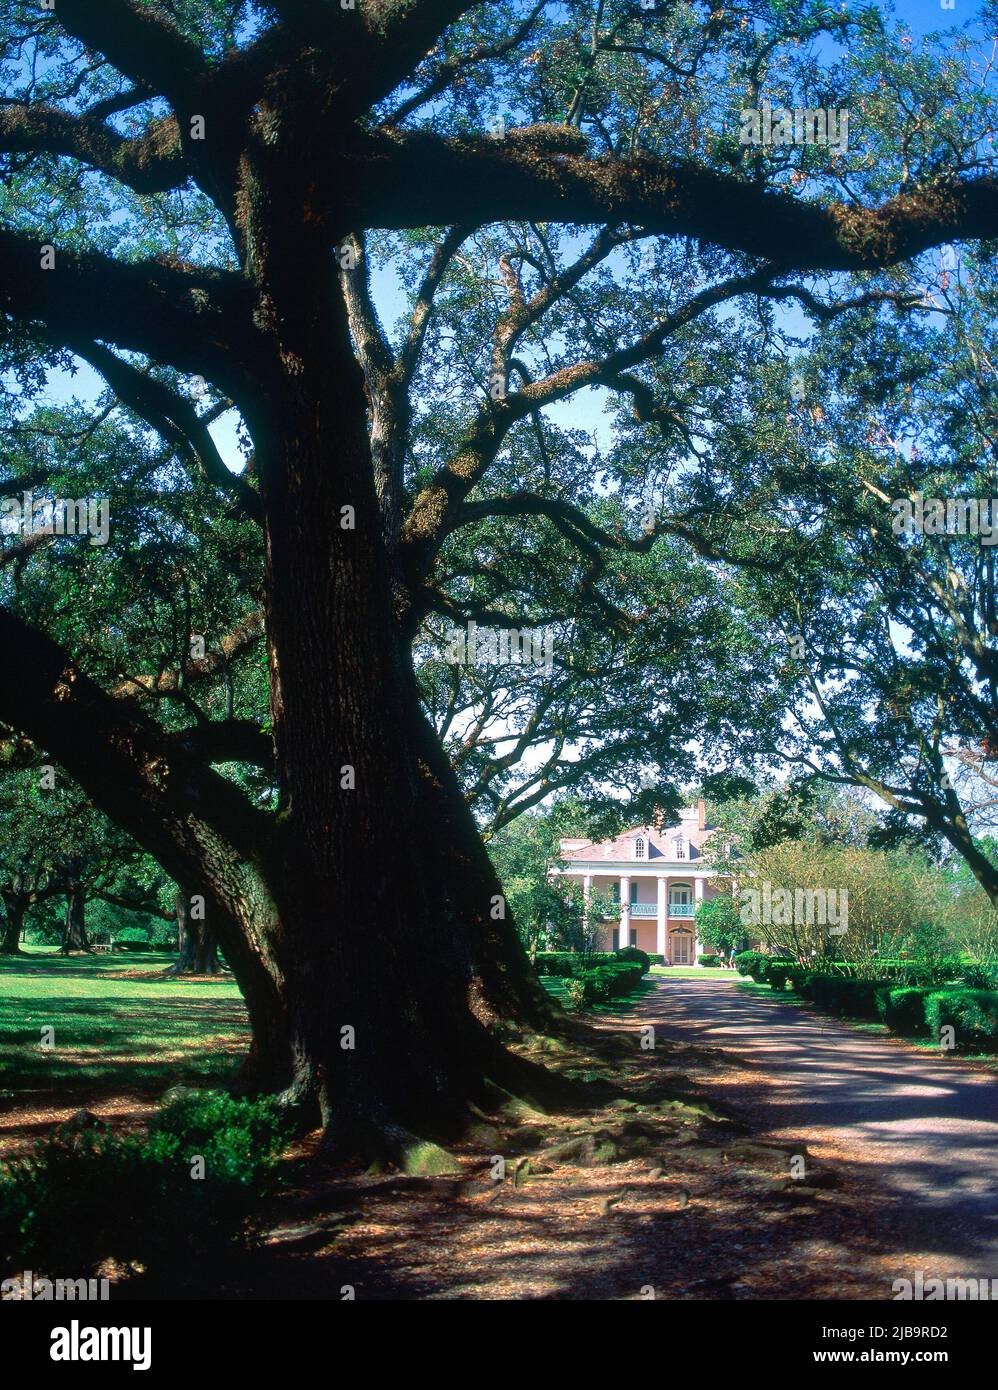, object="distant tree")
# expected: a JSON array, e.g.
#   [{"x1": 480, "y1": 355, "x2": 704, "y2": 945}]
[
  {"x1": 487, "y1": 805, "x2": 612, "y2": 959},
  {"x1": 694, "y1": 895, "x2": 744, "y2": 957},
  {"x1": 715, "y1": 249, "x2": 998, "y2": 907},
  {"x1": 730, "y1": 841, "x2": 953, "y2": 969}
]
